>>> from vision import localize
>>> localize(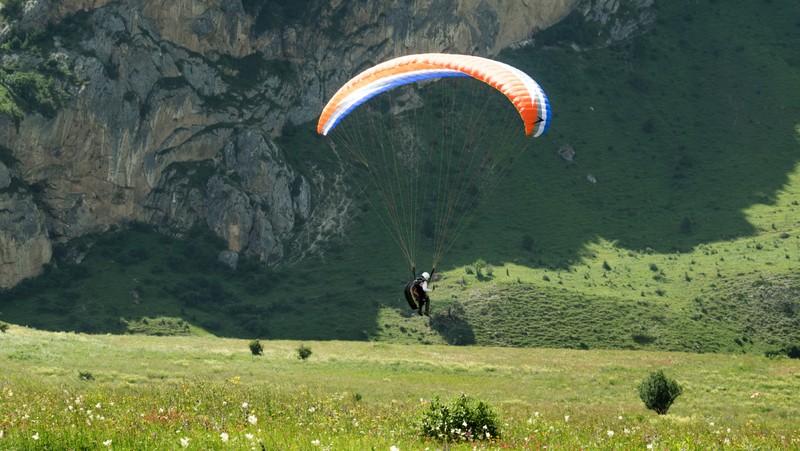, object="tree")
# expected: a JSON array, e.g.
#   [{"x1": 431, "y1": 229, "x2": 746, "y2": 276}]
[{"x1": 638, "y1": 369, "x2": 683, "y2": 414}]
